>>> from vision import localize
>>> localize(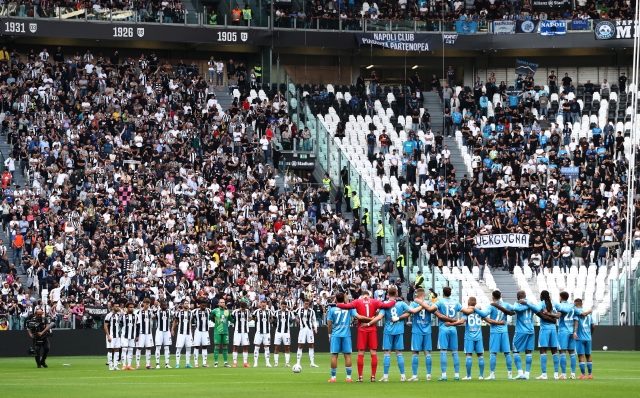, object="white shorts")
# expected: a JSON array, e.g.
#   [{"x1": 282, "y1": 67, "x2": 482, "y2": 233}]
[
  {"x1": 254, "y1": 333, "x2": 271, "y2": 346},
  {"x1": 120, "y1": 337, "x2": 136, "y2": 348},
  {"x1": 298, "y1": 328, "x2": 315, "y2": 344},
  {"x1": 106, "y1": 336, "x2": 121, "y2": 349},
  {"x1": 233, "y1": 332, "x2": 250, "y2": 346},
  {"x1": 176, "y1": 333, "x2": 193, "y2": 349},
  {"x1": 193, "y1": 330, "x2": 211, "y2": 346},
  {"x1": 274, "y1": 332, "x2": 291, "y2": 346},
  {"x1": 155, "y1": 330, "x2": 172, "y2": 346},
  {"x1": 136, "y1": 334, "x2": 154, "y2": 348}
]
